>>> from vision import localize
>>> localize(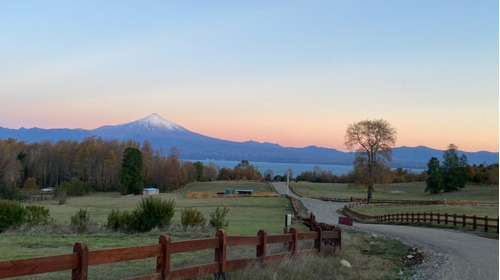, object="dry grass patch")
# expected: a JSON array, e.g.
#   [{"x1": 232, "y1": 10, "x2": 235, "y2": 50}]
[
  {"x1": 227, "y1": 229, "x2": 414, "y2": 280},
  {"x1": 186, "y1": 192, "x2": 279, "y2": 198}
]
